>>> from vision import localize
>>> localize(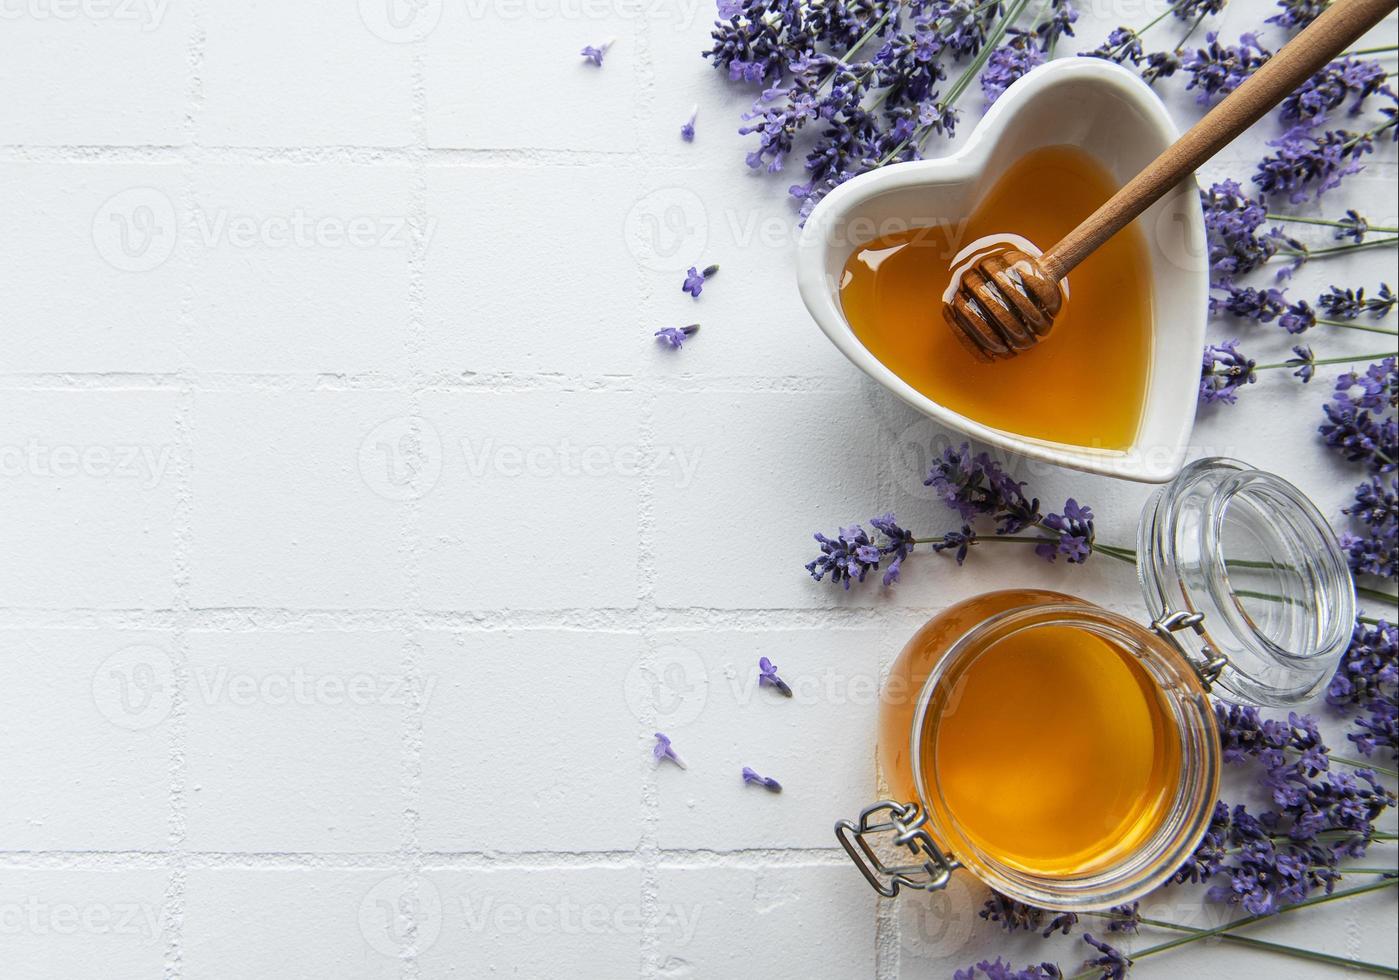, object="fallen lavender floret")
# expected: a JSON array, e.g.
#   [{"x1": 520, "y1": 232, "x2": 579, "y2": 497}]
[{"x1": 741, "y1": 767, "x2": 782, "y2": 792}]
